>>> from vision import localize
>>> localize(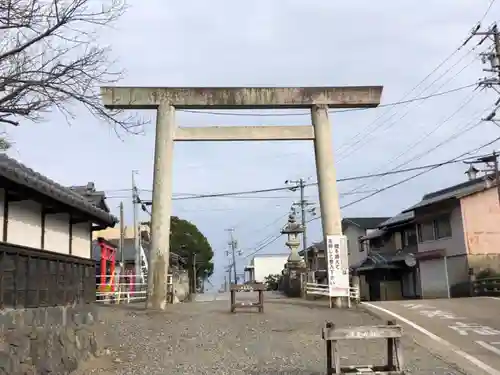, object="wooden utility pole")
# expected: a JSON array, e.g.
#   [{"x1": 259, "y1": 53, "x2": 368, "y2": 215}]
[
  {"x1": 286, "y1": 178, "x2": 317, "y2": 272},
  {"x1": 188, "y1": 252, "x2": 197, "y2": 297},
  {"x1": 192, "y1": 253, "x2": 197, "y2": 294},
  {"x1": 131, "y1": 170, "x2": 141, "y2": 284},
  {"x1": 494, "y1": 151, "x2": 500, "y2": 204},
  {"x1": 226, "y1": 228, "x2": 238, "y2": 284},
  {"x1": 118, "y1": 201, "x2": 125, "y2": 303},
  {"x1": 119, "y1": 202, "x2": 125, "y2": 265}
]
